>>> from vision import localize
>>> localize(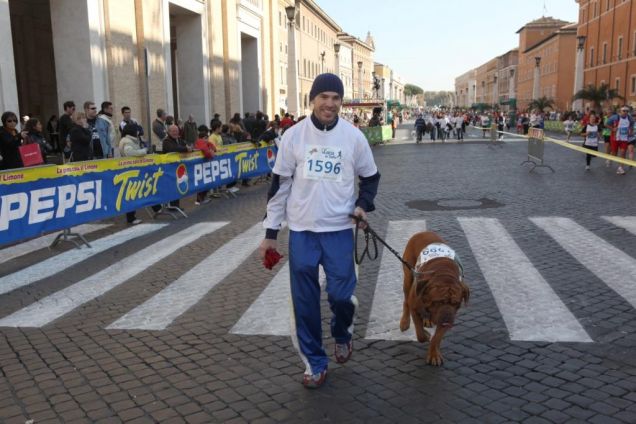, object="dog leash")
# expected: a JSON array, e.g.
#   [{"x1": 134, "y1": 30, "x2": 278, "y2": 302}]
[{"x1": 349, "y1": 214, "x2": 418, "y2": 275}]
